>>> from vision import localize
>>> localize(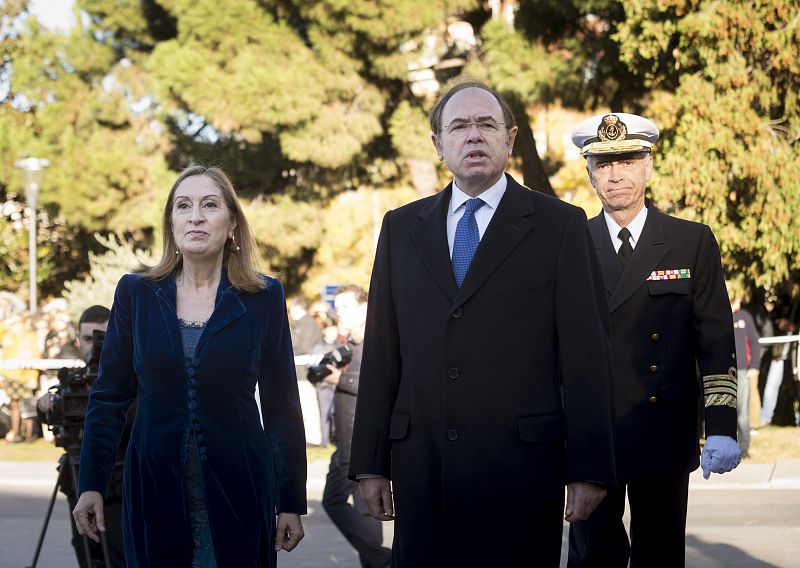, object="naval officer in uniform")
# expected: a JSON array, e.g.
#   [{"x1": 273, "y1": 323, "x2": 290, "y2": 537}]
[{"x1": 567, "y1": 113, "x2": 741, "y2": 568}]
